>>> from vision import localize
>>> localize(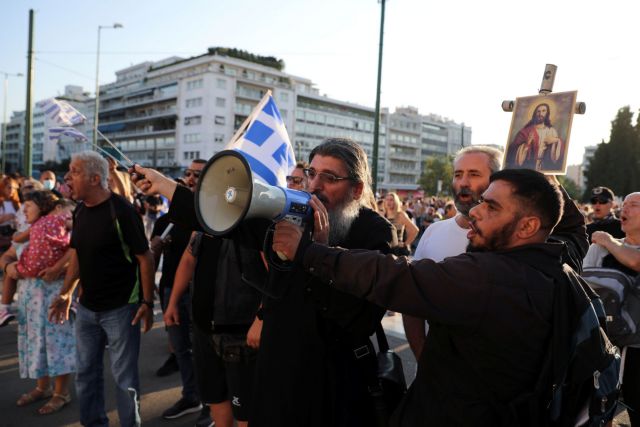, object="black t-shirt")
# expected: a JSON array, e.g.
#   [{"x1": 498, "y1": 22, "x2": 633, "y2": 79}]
[
  {"x1": 71, "y1": 193, "x2": 149, "y2": 311},
  {"x1": 151, "y1": 214, "x2": 192, "y2": 291}
]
